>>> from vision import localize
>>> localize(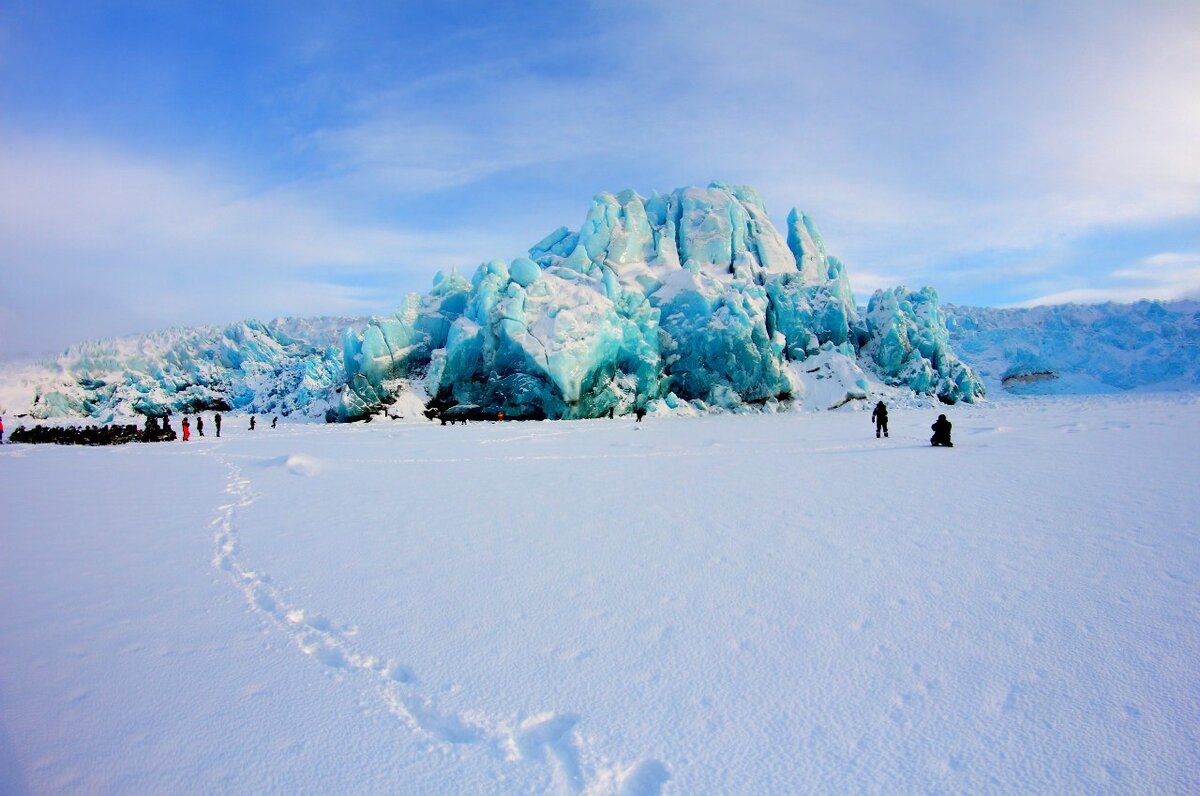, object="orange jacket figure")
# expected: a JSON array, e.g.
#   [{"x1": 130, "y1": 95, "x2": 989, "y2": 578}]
[{"x1": 182, "y1": 417, "x2": 191, "y2": 441}]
